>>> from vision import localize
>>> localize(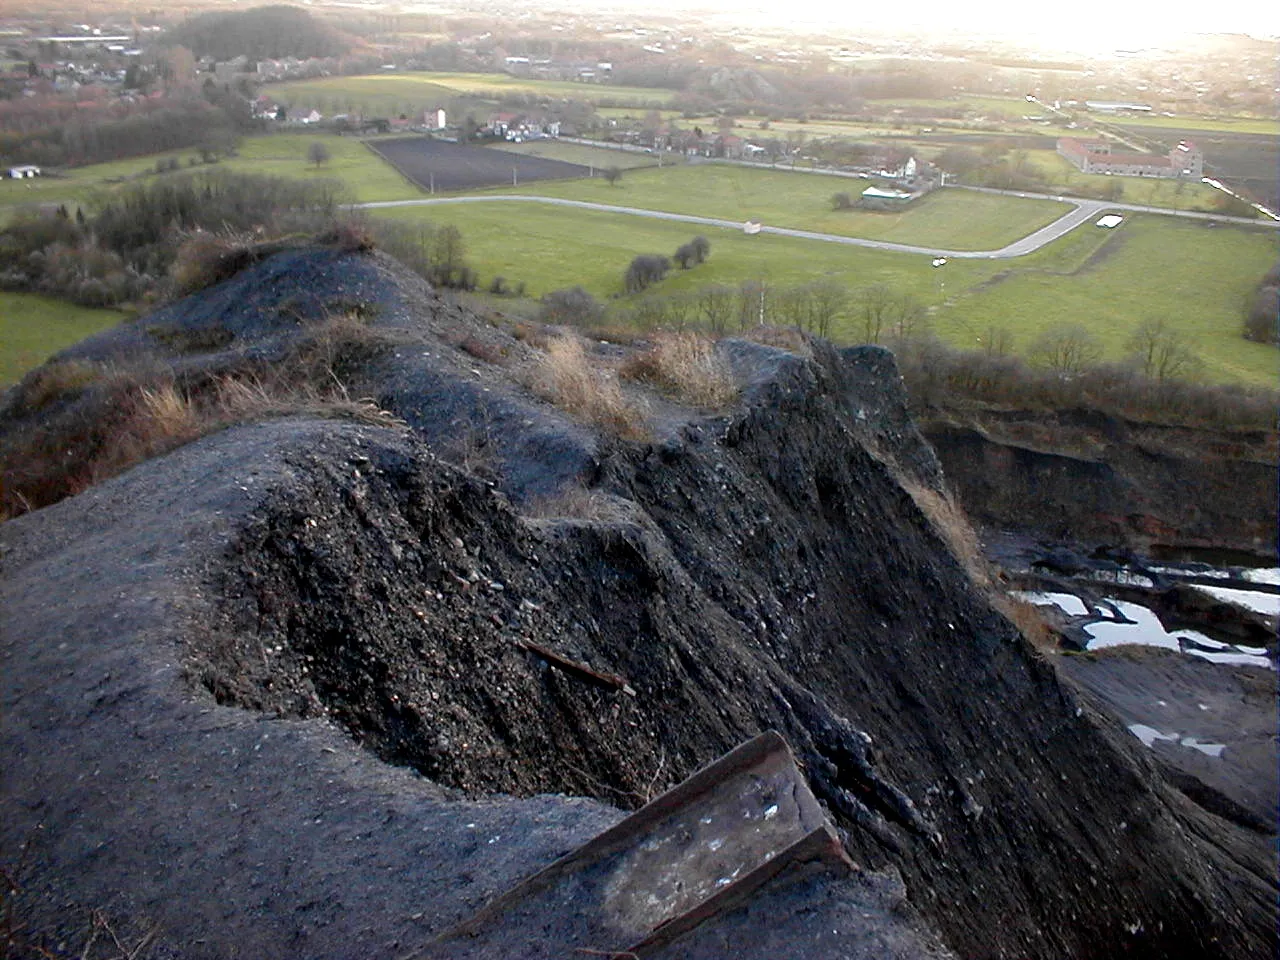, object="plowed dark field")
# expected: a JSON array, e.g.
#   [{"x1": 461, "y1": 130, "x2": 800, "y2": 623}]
[
  {"x1": 1117, "y1": 126, "x2": 1280, "y2": 210},
  {"x1": 367, "y1": 137, "x2": 589, "y2": 191}
]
